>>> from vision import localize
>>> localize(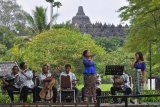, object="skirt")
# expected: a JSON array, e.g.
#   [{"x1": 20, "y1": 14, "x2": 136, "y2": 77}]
[
  {"x1": 83, "y1": 74, "x2": 96, "y2": 98},
  {"x1": 133, "y1": 69, "x2": 144, "y2": 95}
]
